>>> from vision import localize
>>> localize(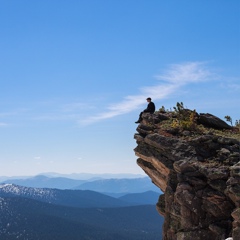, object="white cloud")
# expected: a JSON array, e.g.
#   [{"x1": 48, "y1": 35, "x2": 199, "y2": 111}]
[
  {"x1": 155, "y1": 61, "x2": 214, "y2": 84},
  {"x1": 80, "y1": 62, "x2": 214, "y2": 125}
]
